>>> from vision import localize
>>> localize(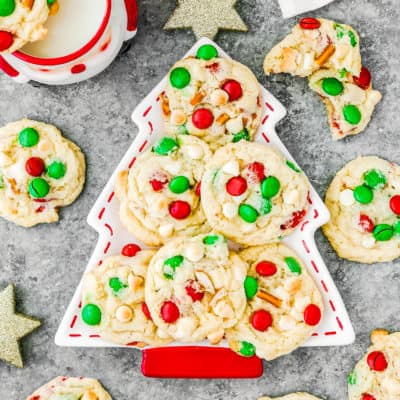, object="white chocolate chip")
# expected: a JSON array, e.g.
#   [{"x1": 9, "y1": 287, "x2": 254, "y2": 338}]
[
  {"x1": 184, "y1": 243, "x2": 204, "y2": 262},
  {"x1": 170, "y1": 109, "x2": 187, "y2": 126},
  {"x1": 81, "y1": 391, "x2": 98, "y2": 400},
  {"x1": 207, "y1": 328, "x2": 225, "y2": 345},
  {"x1": 225, "y1": 117, "x2": 243, "y2": 134},
  {"x1": 283, "y1": 189, "x2": 299, "y2": 205},
  {"x1": 128, "y1": 274, "x2": 143, "y2": 291},
  {"x1": 159, "y1": 224, "x2": 174, "y2": 237},
  {"x1": 339, "y1": 189, "x2": 355, "y2": 206},
  {"x1": 302, "y1": 52, "x2": 314, "y2": 71},
  {"x1": 163, "y1": 160, "x2": 182, "y2": 175},
  {"x1": 186, "y1": 145, "x2": 203, "y2": 159},
  {"x1": 222, "y1": 203, "x2": 238, "y2": 219},
  {"x1": 38, "y1": 139, "x2": 54, "y2": 154},
  {"x1": 115, "y1": 305, "x2": 133, "y2": 322},
  {"x1": 210, "y1": 89, "x2": 229, "y2": 106},
  {"x1": 222, "y1": 160, "x2": 239, "y2": 176},
  {"x1": 362, "y1": 236, "x2": 376, "y2": 249},
  {"x1": 278, "y1": 315, "x2": 296, "y2": 331}
]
